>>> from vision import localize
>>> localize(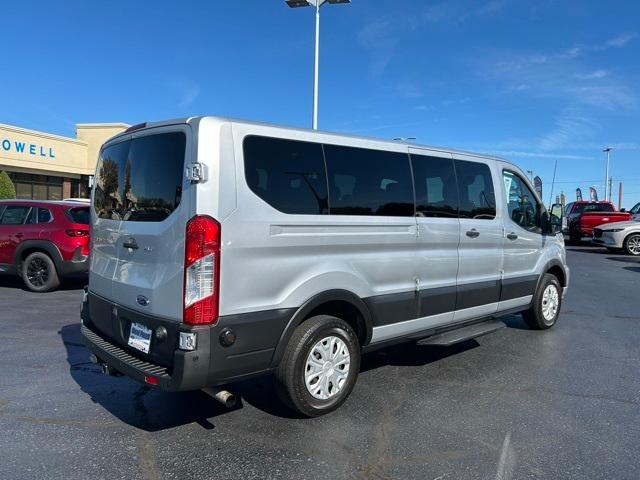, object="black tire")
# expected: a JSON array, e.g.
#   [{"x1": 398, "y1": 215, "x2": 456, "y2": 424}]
[
  {"x1": 21, "y1": 252, "x2": 60, "y2": 292},
  {"x1": 522, "y1": 273, "x2": 562, "y2": 330},
  {"x1": 624, "y1": 233, "x2": 640, "y2": 256},
  {"x1": 275, "y1": 315, "x2": 360, "y2": 417}
]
